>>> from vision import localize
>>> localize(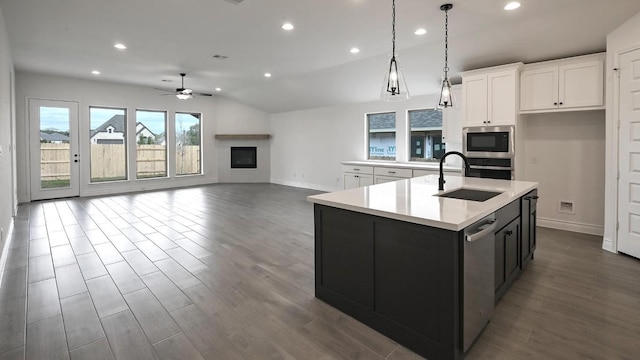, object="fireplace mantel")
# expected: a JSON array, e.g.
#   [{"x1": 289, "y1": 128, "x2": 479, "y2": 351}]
[{"x1": 215, "y1": 134, "x2": 271, "y2": 140}]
